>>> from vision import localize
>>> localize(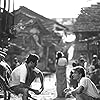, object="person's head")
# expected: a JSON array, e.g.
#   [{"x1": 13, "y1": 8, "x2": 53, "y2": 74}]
[
  {"x1": 72, "y1": 66, "x2": 86, "y2": 81},
  {"x1": 72, "y1": 62, "x2": 77, "y2": 67},
  {"x1": 92, "y1": 55, "x2": 98, "y2": 65},
  {"x1": 13, "y1": 57, "x2": 19, "y2": 63},
  {"x1": 79, "y1": 54, "x2": 84, "y2": 59},
  {"x1": 56, "y1": 51, "x2": 64, "y2": 59},
  {"x1": 25, "y1": 53, "x2": 39, "y2": 69},
  {"x1": 92, "y1": 55, "x2": 98, "y2": 61},
  {"x1": 80, "y1": 57, "x2": 85, "y2": 62},
  {"x1": 92, "y1": 54, "x2": 97, "y2": 58}
]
